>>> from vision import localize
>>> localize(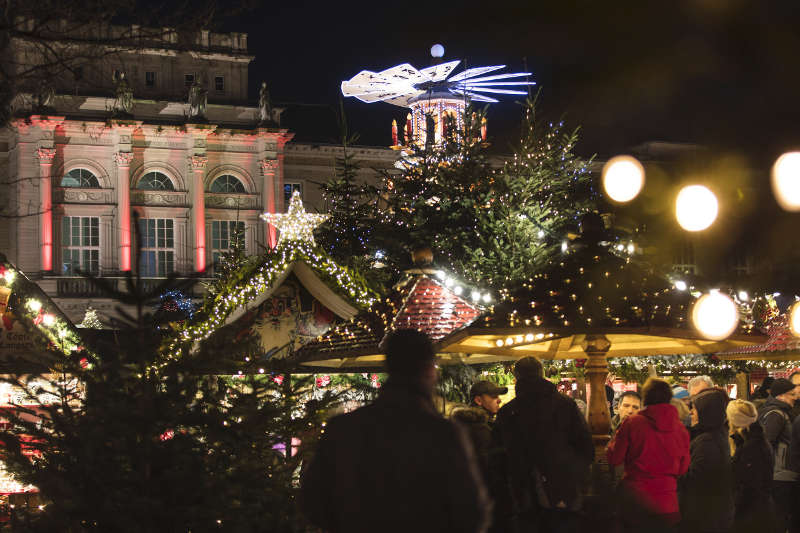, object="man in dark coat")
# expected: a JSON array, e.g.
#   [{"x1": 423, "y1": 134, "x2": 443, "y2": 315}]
[
  {"x1": 491, "y1": 356, "x2": 593, "y2": 532},
  {"x1": 680, "y1": 387, "x2": 734, "y2": 533},
  {"x1": 757, "y1": 377, "x2": 799, "y2": 533},
  {"x1": 300, "y1": 329, "x2": 491, "y2": 533},
  {"x1": 451, "y1": 380, "x2": 508, "y2": 478}
]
